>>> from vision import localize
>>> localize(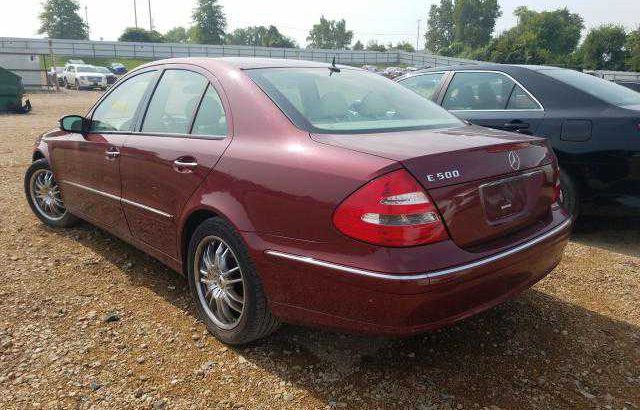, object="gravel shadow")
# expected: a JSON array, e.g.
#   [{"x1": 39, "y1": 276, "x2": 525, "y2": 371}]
[
  {"x1": 571, "y1": 216, "x2": 640, "y2": 258},
  {"x1": 39, "y1": 221, "x2": 640, "y2": 410}
]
